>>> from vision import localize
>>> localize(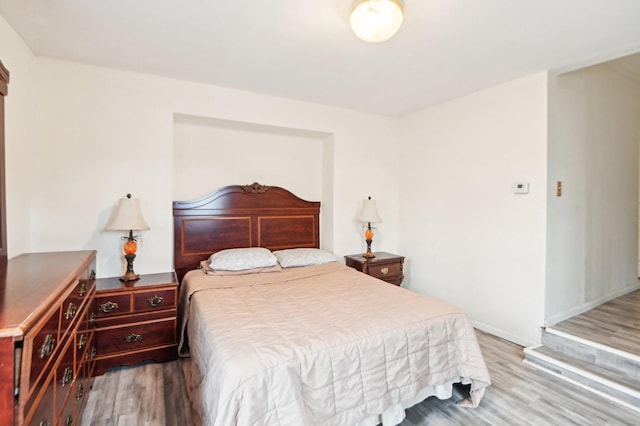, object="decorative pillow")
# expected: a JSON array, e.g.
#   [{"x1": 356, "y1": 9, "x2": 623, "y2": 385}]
[
  {"x1": 273, "y1": 248, "x2": 337, "y2": 268},
  {"x1": 200, "y1": 260, "x2": 282, "y2": 275},
  {"x1": 207, "y1": 247, "x2": 277, "y2": 271}
]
